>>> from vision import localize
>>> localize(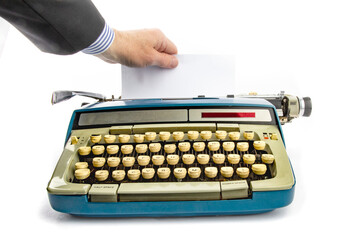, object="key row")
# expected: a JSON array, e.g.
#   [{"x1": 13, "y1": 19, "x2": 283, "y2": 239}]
[
  {"x1": 74, "y1": 164, "x2": 268, "y2": 181},
  {"x1": 78, "y1": 141, "x2": 267, "y2": 156}
]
